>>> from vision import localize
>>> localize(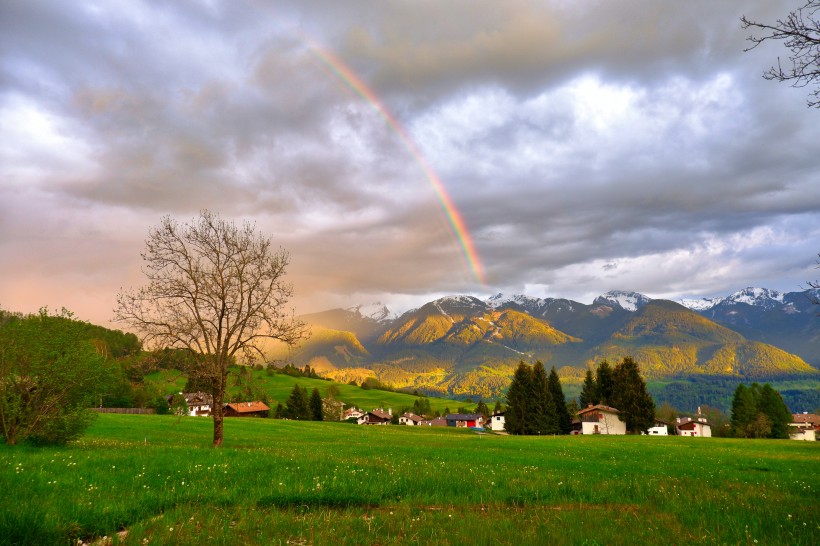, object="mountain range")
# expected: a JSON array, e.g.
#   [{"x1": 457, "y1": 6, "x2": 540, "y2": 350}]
[{"x1": 266, "y1": 288, "x2": 820, "y2": 399}]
